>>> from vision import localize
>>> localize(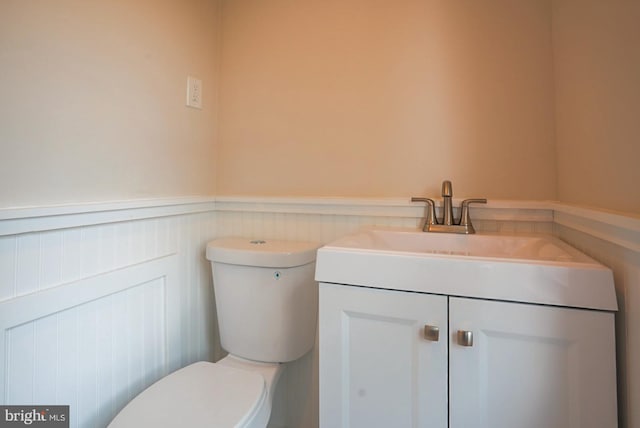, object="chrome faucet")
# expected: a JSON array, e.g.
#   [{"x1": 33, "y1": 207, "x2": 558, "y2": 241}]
[{"x1": 411, "y1": 180, "x2": 487, "y2": 234}]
